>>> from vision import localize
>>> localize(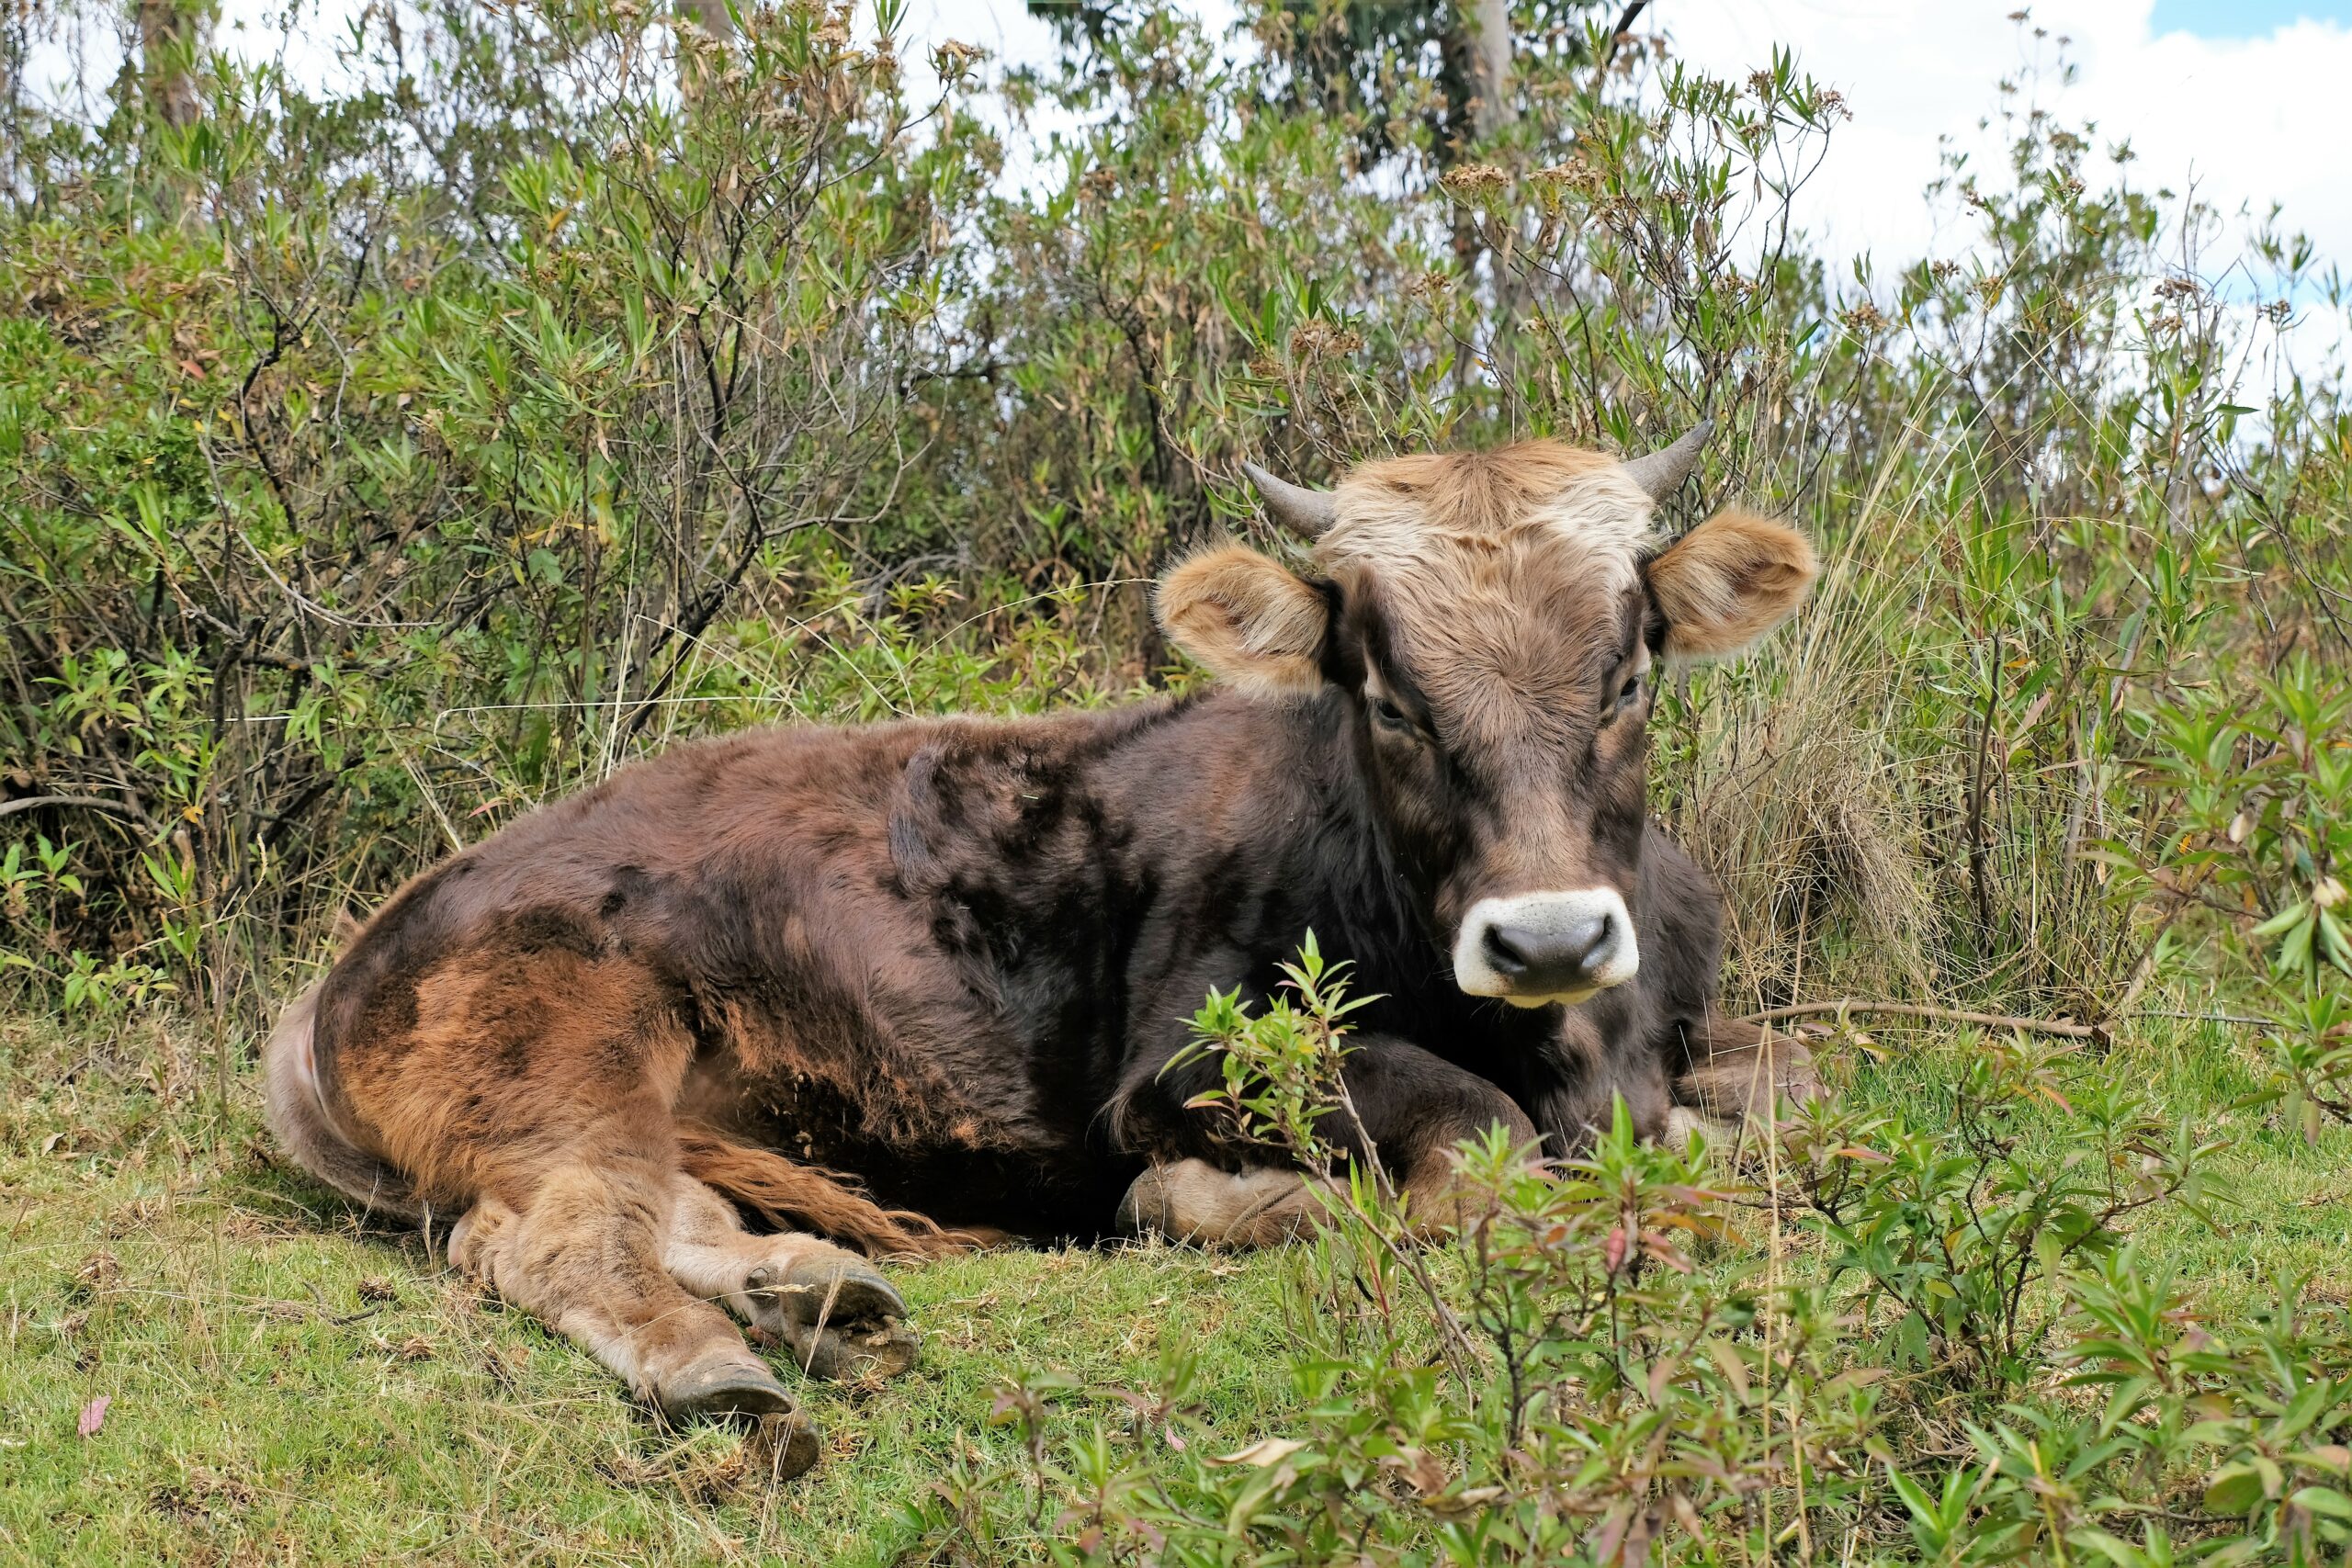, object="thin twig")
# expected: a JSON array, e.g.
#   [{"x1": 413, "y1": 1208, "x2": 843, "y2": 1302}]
[
  {"x1": 0, "y1": 794, "x2": 145, "y2": 824},
  {"x1": 1600, "y1": 0, "x2": 1653, "y2": 71},
  {"x1": 1739, "y1": 998, "x2": 2097, "y2": 1039}
]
